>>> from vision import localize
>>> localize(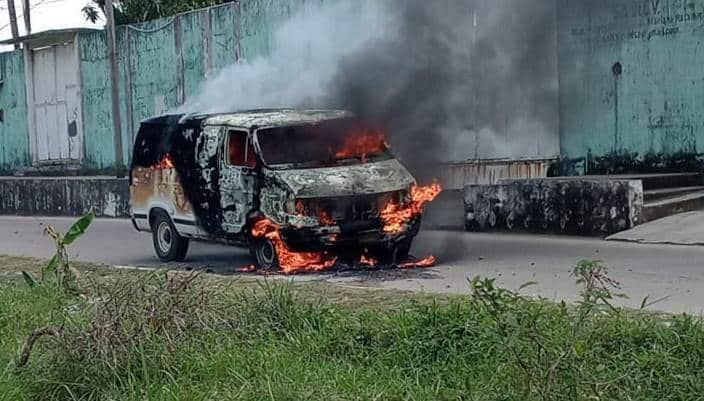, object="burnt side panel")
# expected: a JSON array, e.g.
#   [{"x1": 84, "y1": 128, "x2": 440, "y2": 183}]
[{"x1": 130, "y1": 116, "x2": 224, "y2": 235}]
